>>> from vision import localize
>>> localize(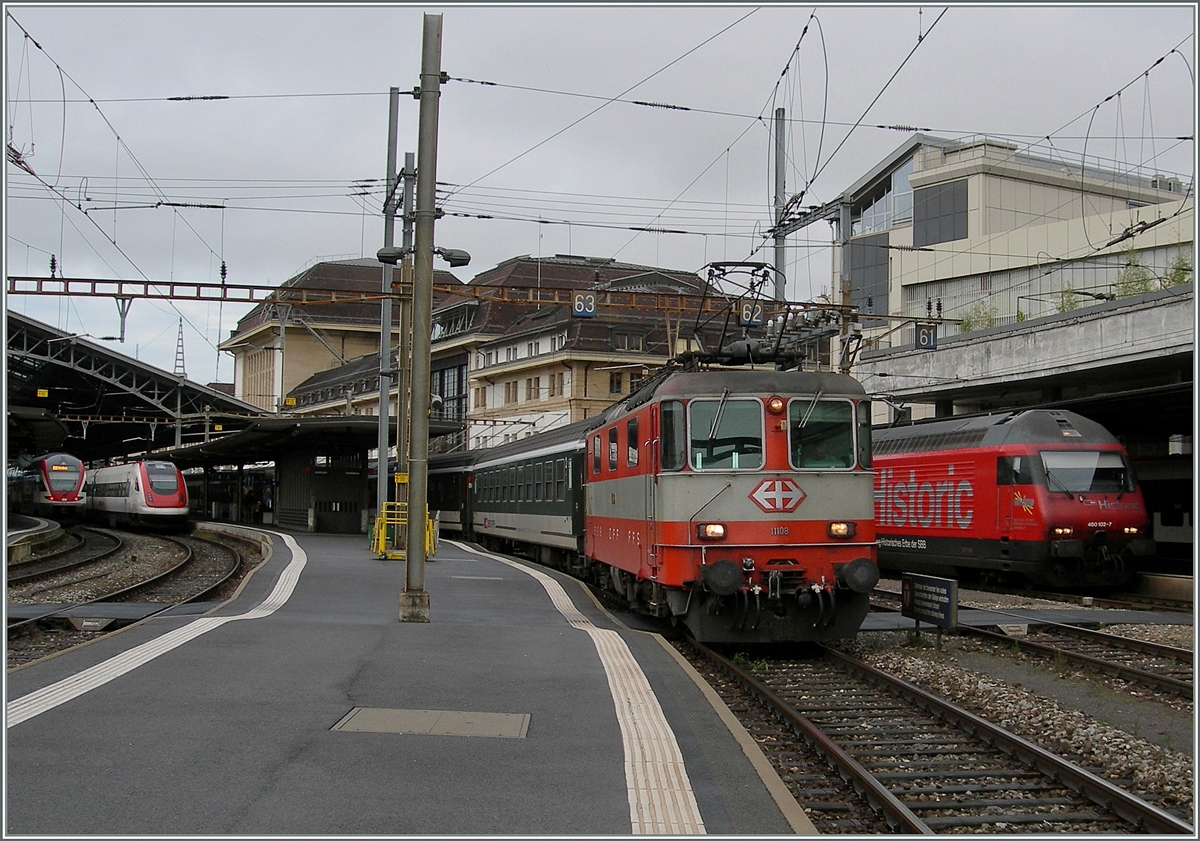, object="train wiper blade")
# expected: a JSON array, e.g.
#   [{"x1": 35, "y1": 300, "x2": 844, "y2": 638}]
[
  {"x1": 1043, "y1": 467, "x2": 1071, "y2": 493},
  {"x1": 707, "y1": 388, "x2": 730, "y2": 441}
]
